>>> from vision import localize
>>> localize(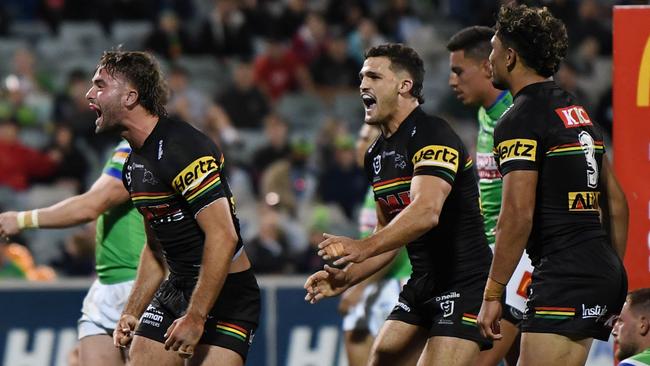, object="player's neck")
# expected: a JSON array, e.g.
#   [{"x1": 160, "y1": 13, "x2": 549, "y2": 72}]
[
  {"x1": 508, "y1": 69, "x2": 549, "y2": 97},
  {"x1": 121, "y1": 110, "x2": 161, "y2": 149},
  {"x1": 482, "y1": 87, "x2": 504, "y2": 109},
  {"x1": 381, "y1": 99, "x2": 418, "y2": 138}
]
